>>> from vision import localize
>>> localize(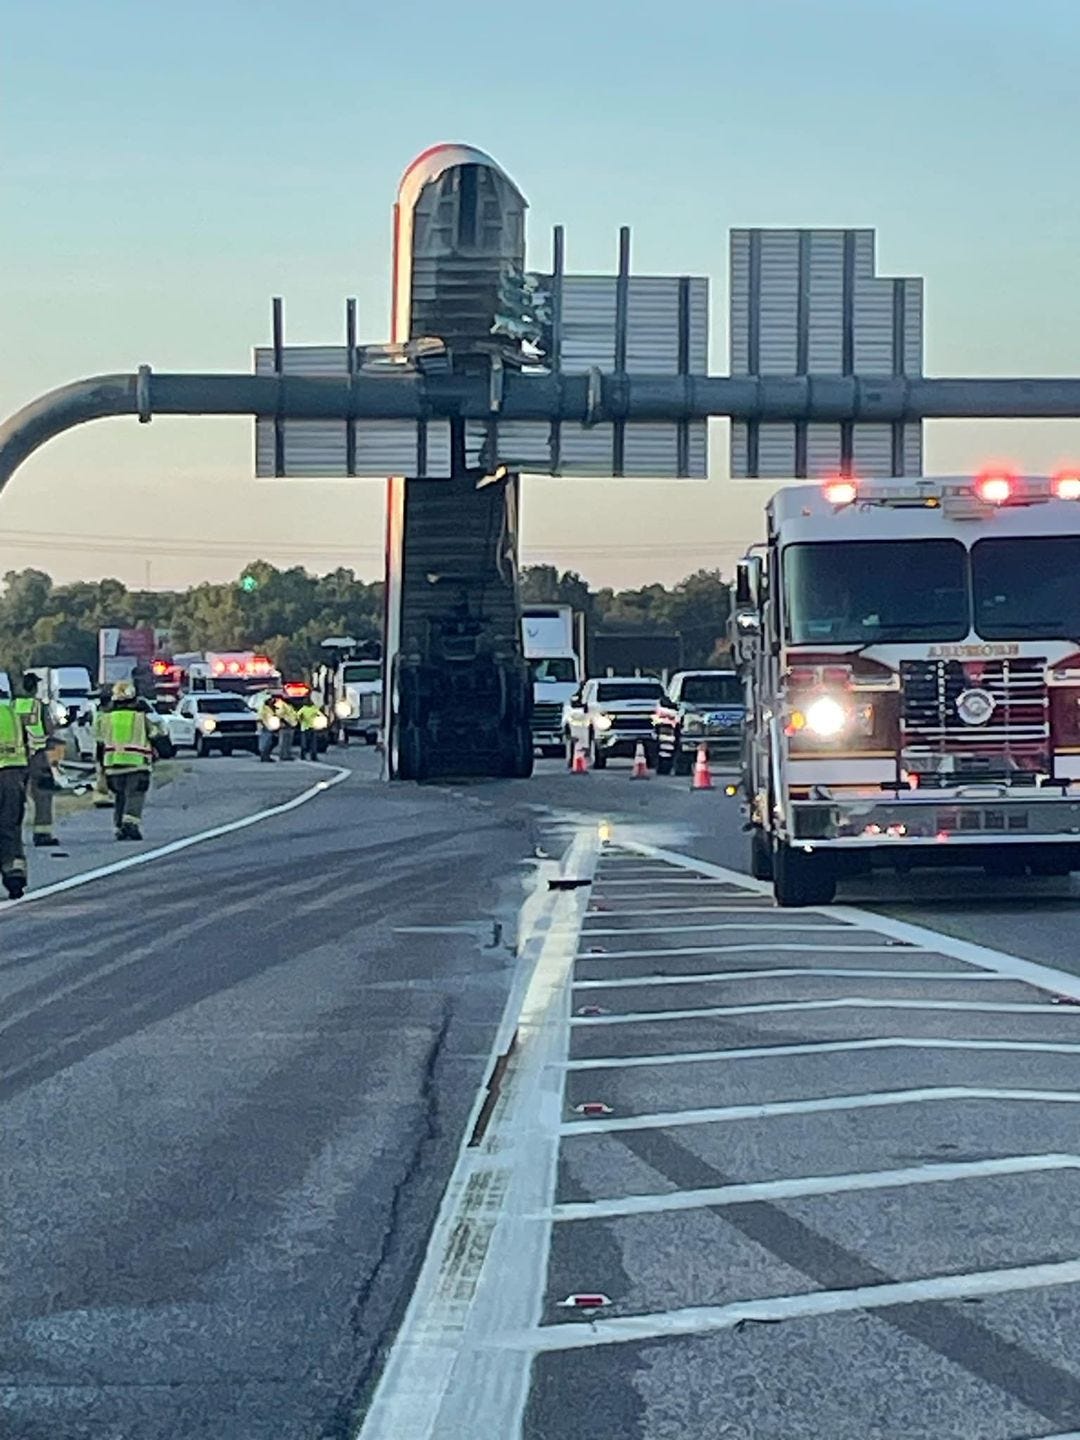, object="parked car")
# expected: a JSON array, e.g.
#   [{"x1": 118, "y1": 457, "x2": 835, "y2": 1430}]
[
  {"x1": 563, "y1": 676, "x2": 668, "y2": 768},
  {"x1": 150, "y1": 698, "x2": 197, "y2": 756},
  {"x1": 653, "y1": 668, "x2": 746, "y2": 775},
  {"x1": 175, "y1": 691, "x2": 259, "y2": 757}
]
